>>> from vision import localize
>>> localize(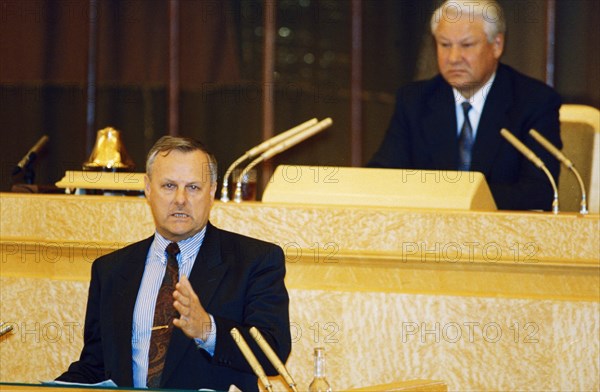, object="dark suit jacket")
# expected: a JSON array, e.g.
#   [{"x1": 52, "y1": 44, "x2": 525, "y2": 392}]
[
  {"x1": 57, "y1": 222, "x2": 291, "y2": 391},
  {"x1": 368, "y1": 63, "x2": 562, "y2": 211}
]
